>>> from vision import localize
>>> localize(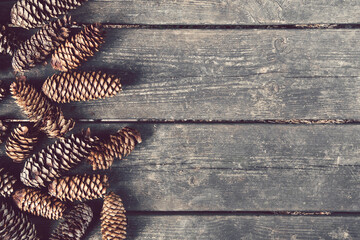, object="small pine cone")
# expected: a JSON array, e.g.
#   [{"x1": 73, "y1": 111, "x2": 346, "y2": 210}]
[
  {"x1": 48, "y1": 174, "x2": 108, "y2": 201},
  {"x1": 101, "y1": 192, "x2": 127, "y2": 240},
  {"x1": 13, "y1": 188, "x2": 66, "y2": 220},
  {"x1": 6, "y1": 124, "x2": 39, "y2": 163},
  {"x1": 21, "y1": 130, "x2": 95, "y2": 188},
  {"x1": 51, "y1": 23, "x2": 105, "y2": 72},
  {"x1": 0, "y1": 200, "x2": 39, "y2": 240},
  {"x1": 0, "y1": 80, "x2": 6, "y2": 101},
  {"x1": 42, "y1": 71, "x2": 122, "y2": 103},
  {"x1": 88, "y1": 127, "x2": 142, "y2": 170},
  {"x1": 12, "y1": 16, "x2": 71, "y2": 72},
  {"x1": 0, "y1": 168, "x2": 17, "y2": 197},
  {"x1": 0, "y1": 120, "x2": 7, "y2": 144},
  {"x1": 11, "y1": 0, "x2": 87, "y2": 29},
  {"x1": 50, "y1": 203, "x2": 93, "y2": 240},
  {"x1": 0, "y1": 25, "x2": 20, "y2": 56},
  {"x1": 10, "y1": 81, "x2": 75, "y2": 138}
]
